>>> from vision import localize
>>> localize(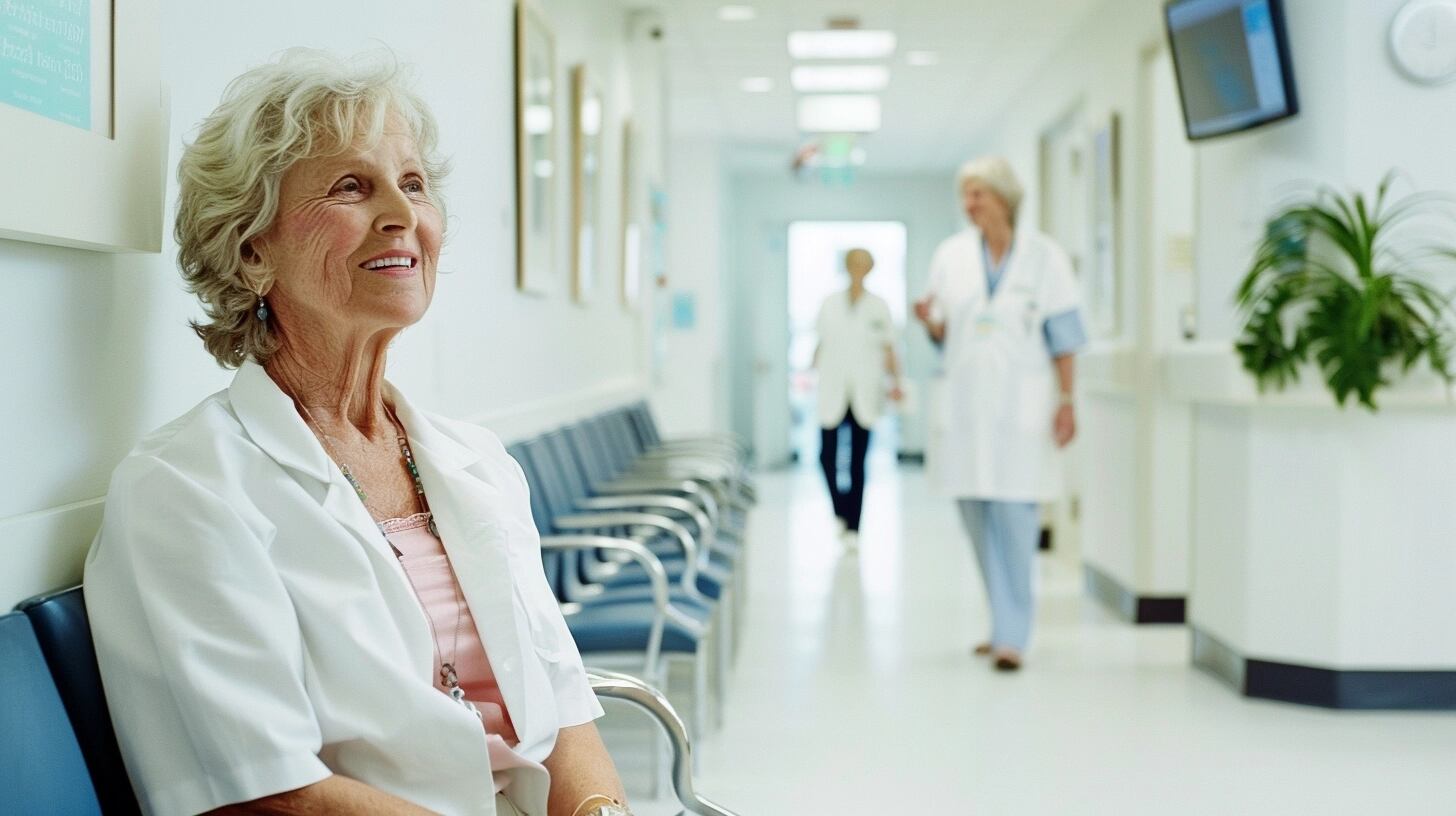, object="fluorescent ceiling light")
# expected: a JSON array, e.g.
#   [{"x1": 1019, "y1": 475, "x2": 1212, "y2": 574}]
[
  {"x1": 791, "y1": 64, "x2": 889, "y2": 92},
  {"x1": 797, "y1": 94, "x2": 881, "y2": 133},
  {"x1": 906, "y1": 50, "x2": 939, "y2": 66},
  {"x1": 739, "y1": 76, "x2": 774, "y2": 93},
  {"x1": 788, "y1": 30, "x2": 897, "y2": 60},
  {"x1": 718, "y1": 5, "x2": 756, "y2": 22}
]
